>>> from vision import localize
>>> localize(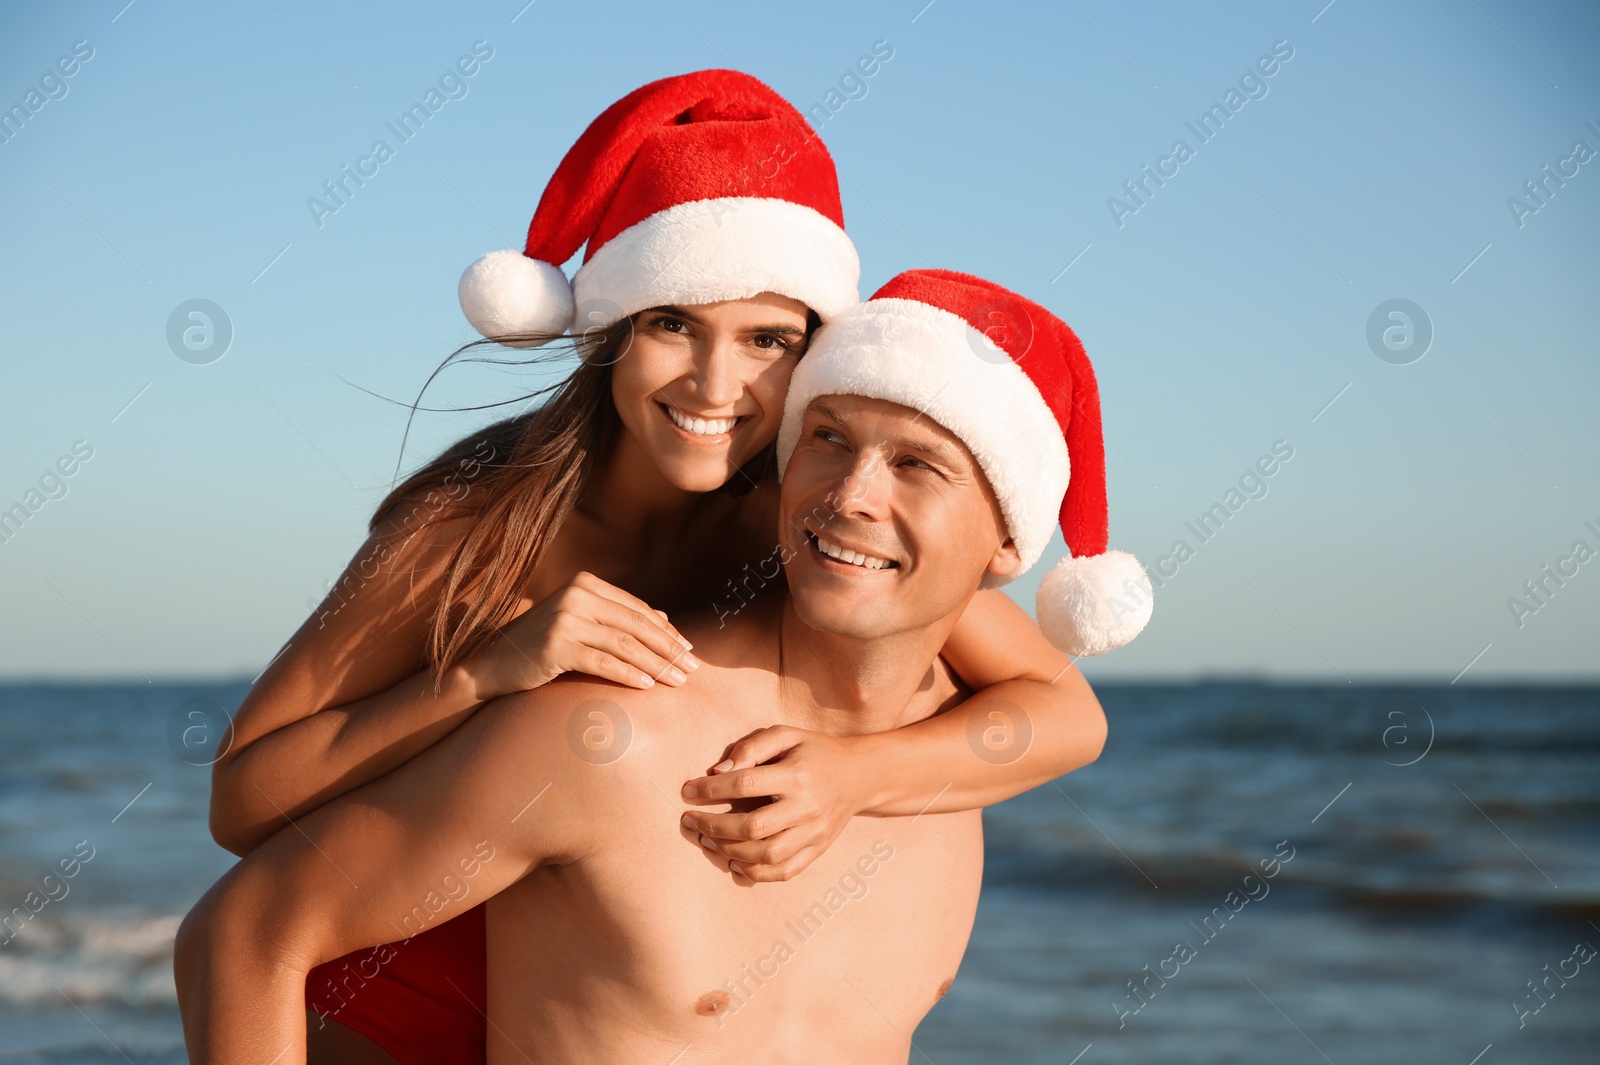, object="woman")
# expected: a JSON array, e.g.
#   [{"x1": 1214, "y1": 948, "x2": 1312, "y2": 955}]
[{"x1": 210, "y1": 70, "x2": 1111, "y2": 1064}]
